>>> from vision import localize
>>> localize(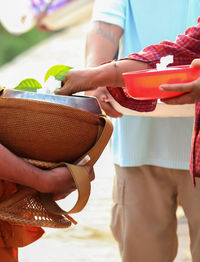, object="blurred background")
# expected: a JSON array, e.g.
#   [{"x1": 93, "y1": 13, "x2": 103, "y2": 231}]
[{"x1": 0, "y1": 1, "x2": 191, "y2": 261}]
